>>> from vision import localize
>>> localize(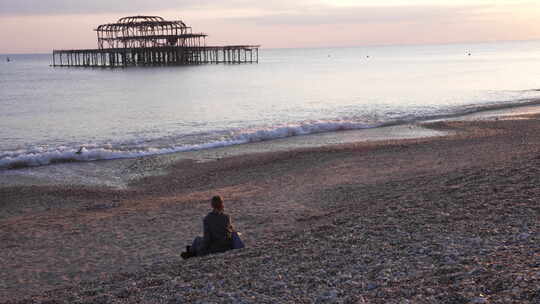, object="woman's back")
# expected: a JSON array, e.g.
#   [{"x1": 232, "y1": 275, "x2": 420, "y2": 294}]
[{"x1": 203, "y1": 210, "x2": 233, "y2": 253}]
